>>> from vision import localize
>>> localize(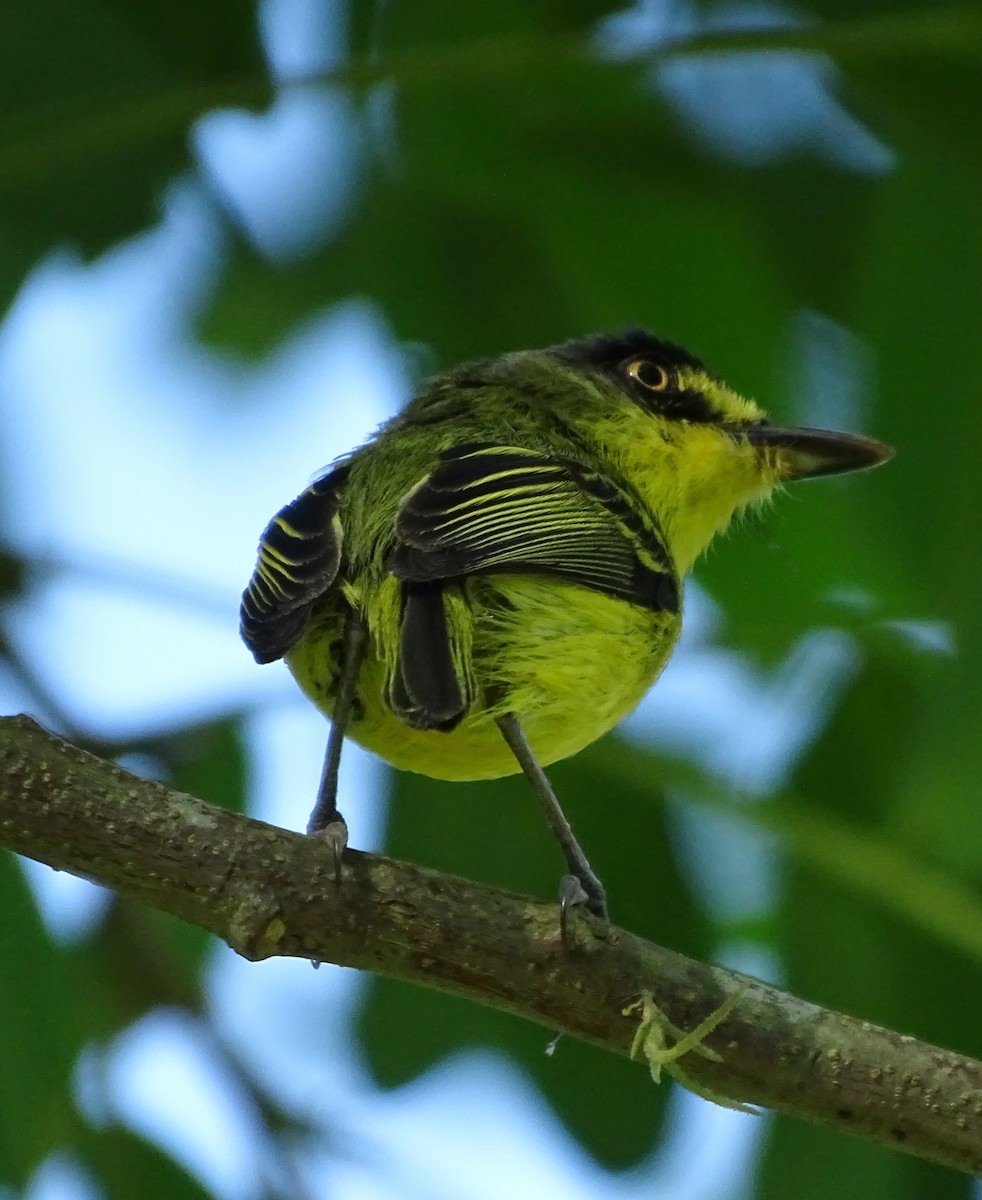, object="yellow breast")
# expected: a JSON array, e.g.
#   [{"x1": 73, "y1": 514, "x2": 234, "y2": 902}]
[{"x1": 288, "y1": 575, "x2": 679, "y2": 782}]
